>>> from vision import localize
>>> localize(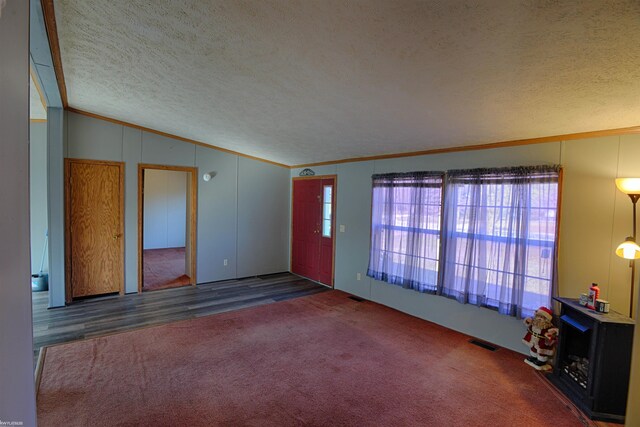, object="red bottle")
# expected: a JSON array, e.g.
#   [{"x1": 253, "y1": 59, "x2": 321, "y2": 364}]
[{"x1": 587, "y1": 283, "x2": 600, "y2": 310}]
